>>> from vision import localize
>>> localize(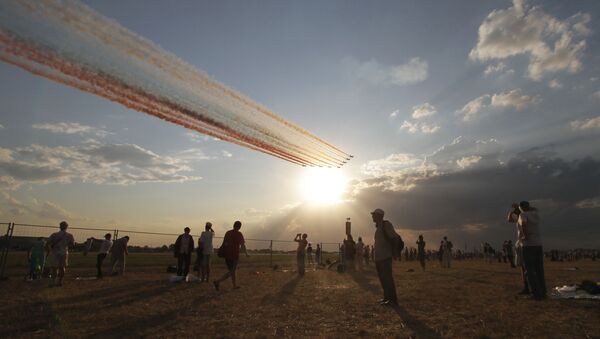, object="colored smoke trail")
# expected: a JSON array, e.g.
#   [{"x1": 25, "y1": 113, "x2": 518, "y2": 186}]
[{"x1": 0, "y1": 0, "x2": 351, "y2": 167}]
